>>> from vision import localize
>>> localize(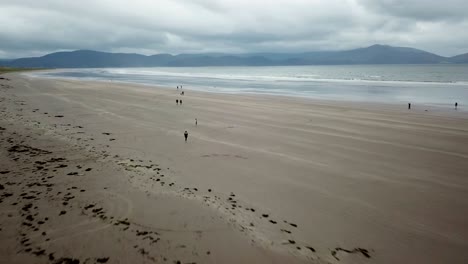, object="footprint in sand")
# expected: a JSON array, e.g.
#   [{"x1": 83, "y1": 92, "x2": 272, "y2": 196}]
[
  {"x1": 305, "y1": 246, "x2": 316, "y2": 252},
  {"x1": 331, "y1": 247, "x2": 371, "y2": 260},
  {"x1": 96, "y1": 257, "x2": 110, "y2": 263}
]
